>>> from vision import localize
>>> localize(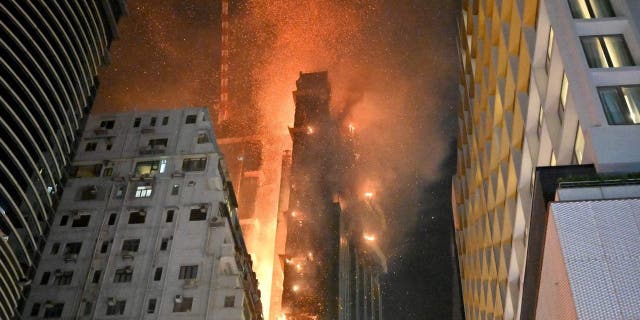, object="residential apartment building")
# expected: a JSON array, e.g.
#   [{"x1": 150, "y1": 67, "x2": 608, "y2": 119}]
[
  {"x1": 23, "y1": 108, "x2": 263, "y2": 319},
  {"x1": 0, "y1": 1, "x2": 126, "y2": 317},
  {"x1": 452, "y1": 0, "x2": 640, "y2": 318}
]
